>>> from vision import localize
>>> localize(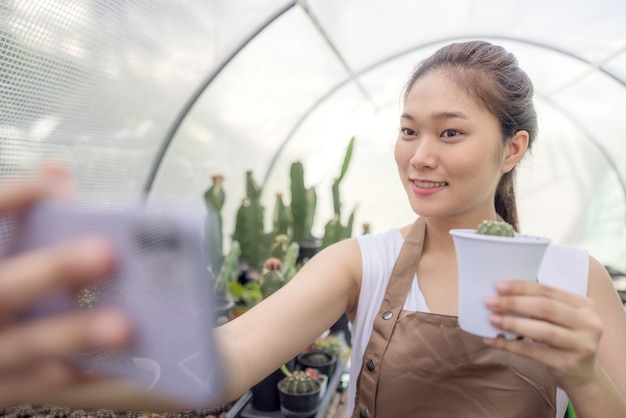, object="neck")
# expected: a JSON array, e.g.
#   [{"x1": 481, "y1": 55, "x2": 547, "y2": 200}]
[{"x1": 422, "y1": 212, "x2": 499, "y2": 254}]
